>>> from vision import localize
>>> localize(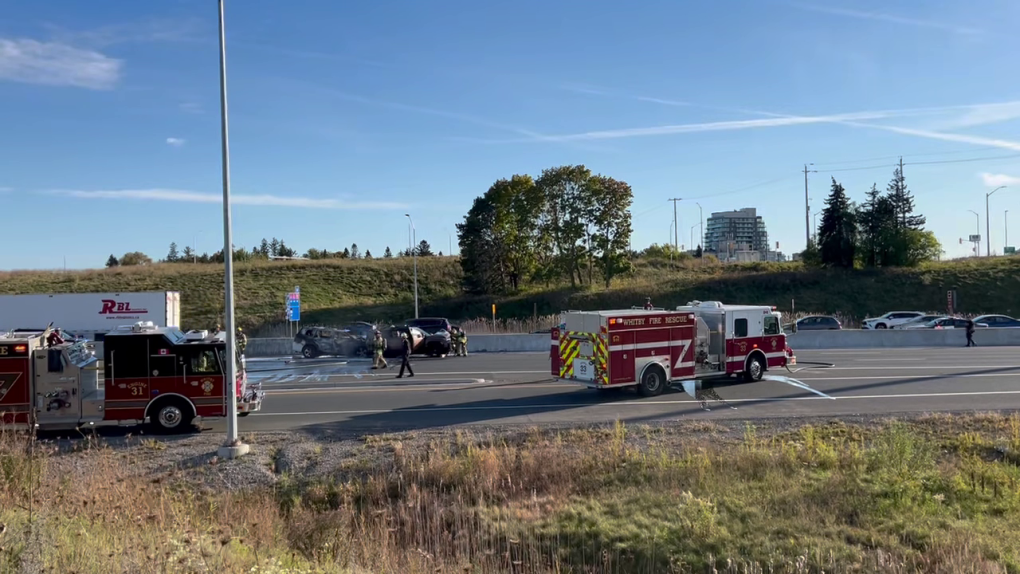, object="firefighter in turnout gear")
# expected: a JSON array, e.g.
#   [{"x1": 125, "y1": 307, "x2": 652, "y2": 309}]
[
  {"x1": 373, "y1": 331, "x2": 388, "y2": 369},
  {"x1": 236, "y1": 327, "x2": 247, "y2": 355},
  {"x1": 397, "y1": 331, "x2": 414, "y2": 378},
  {"x1": 456, "y1": 328, "x2": 468, "y2": 357}
]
